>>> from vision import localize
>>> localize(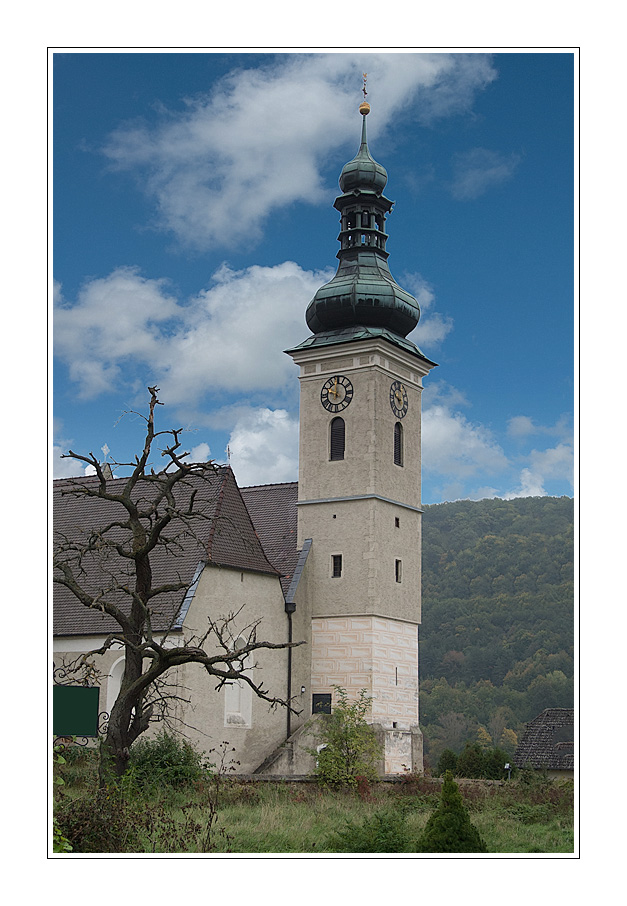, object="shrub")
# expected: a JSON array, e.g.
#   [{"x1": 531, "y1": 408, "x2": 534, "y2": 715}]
[
  {"x1": 456, "y1": 742, "x2": 485, "y2": 778},
  {"x1": 56, "y1": 788, "x2": 145, "y2": 853},
  {"x1": 310, "y1": 687, "x2": 382, "y2": 787},
  {"x1": 329, "y1": 810, "x2": 412, "y2": 853},
  {"x1": 127, "y1": 731, "x2": 209, "y2": 789},
  {"x1": 454, "y1": 743, "x2": 509, "y2": 779},
  {"x1": 416, "y1": 771, "x2": 488, "y2": 853},
  {"x1": 437, "y1": 748, "x2": 458, "y2": 776}
]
